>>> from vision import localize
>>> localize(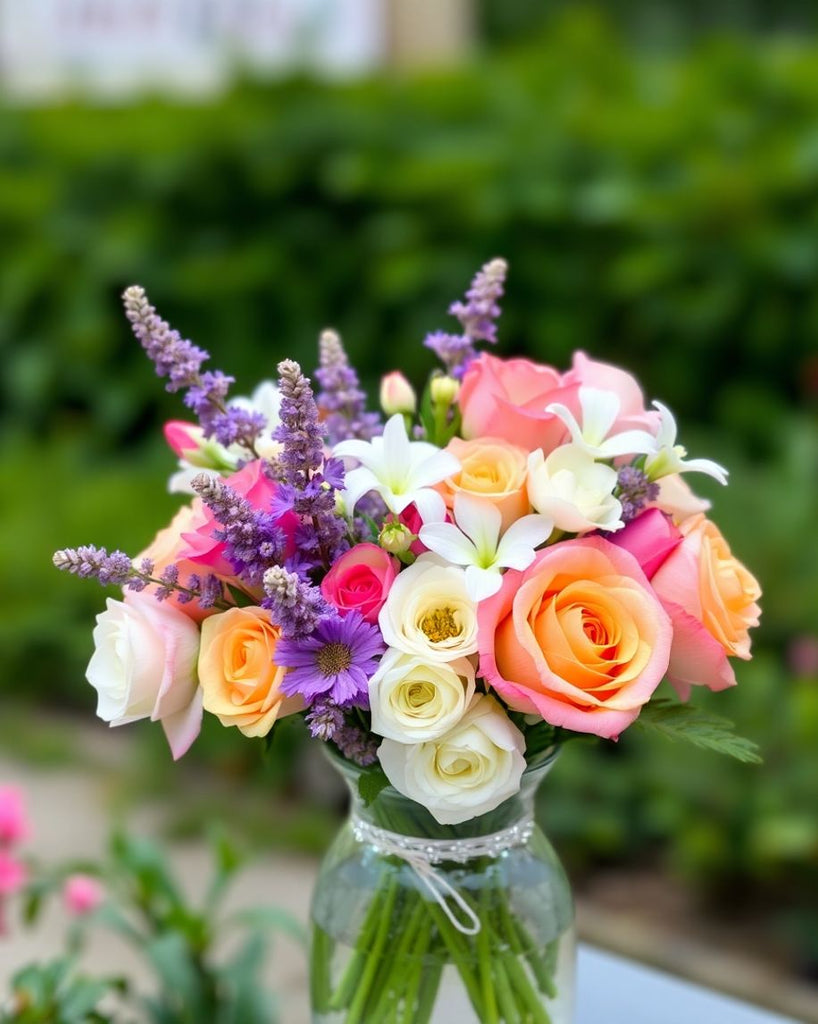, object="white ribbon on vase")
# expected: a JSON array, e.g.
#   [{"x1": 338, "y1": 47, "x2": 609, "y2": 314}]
[{"x1": 350, "y1": 815, "x2": 535, "y2": 936}]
